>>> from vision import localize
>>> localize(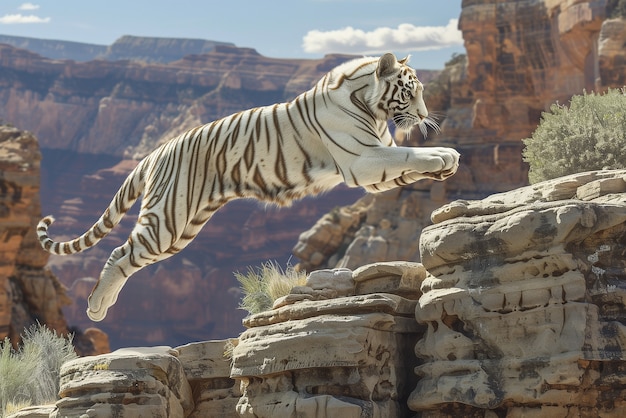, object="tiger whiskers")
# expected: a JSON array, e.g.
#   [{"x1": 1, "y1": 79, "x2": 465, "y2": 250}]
[
  {"x1": 421, "y1": 113, "x2": 442, "y2": 137},
  {"x1": 393, "y1": 112, "x2": 442, "y2": 138}
]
